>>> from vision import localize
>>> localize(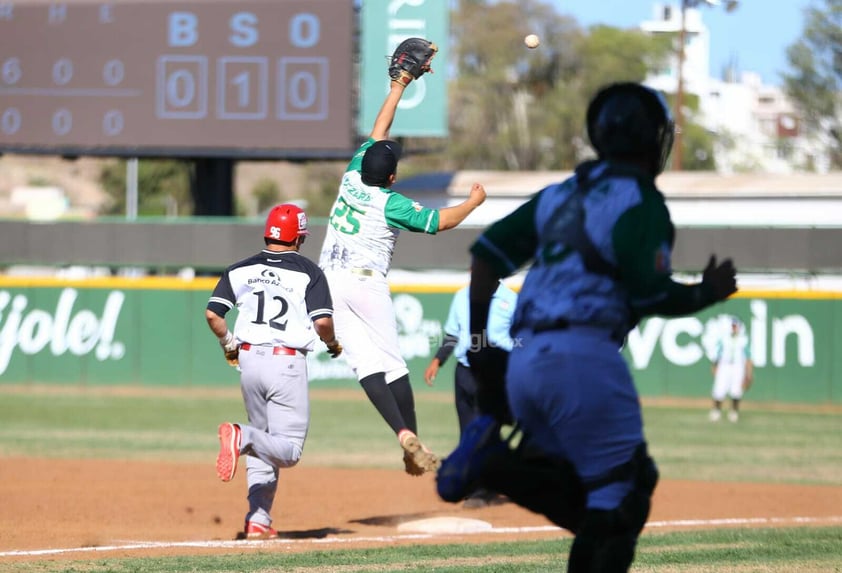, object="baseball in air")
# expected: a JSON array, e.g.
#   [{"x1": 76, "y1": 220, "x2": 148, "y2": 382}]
[{"x1": 524, "y1": 34, "x2": 540, "y2": 49}]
